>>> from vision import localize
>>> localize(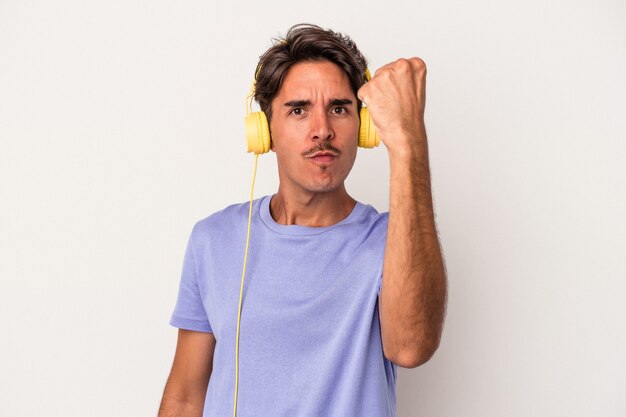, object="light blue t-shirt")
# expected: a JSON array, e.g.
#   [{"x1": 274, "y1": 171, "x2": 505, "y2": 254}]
[{"x1": 170, "y1": 195, "x2": 397, "y2": 416}]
